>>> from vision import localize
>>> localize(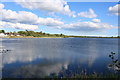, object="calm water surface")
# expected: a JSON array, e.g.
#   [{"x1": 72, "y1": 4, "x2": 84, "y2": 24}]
[{"x1": 0, "y1": 38, "x2": 118, "y2": 78}]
